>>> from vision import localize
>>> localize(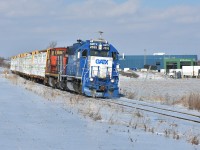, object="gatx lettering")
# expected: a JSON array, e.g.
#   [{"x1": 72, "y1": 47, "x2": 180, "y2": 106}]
[{"x1": 96, "y1": 59, "x2": 108, "y2": 65}]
